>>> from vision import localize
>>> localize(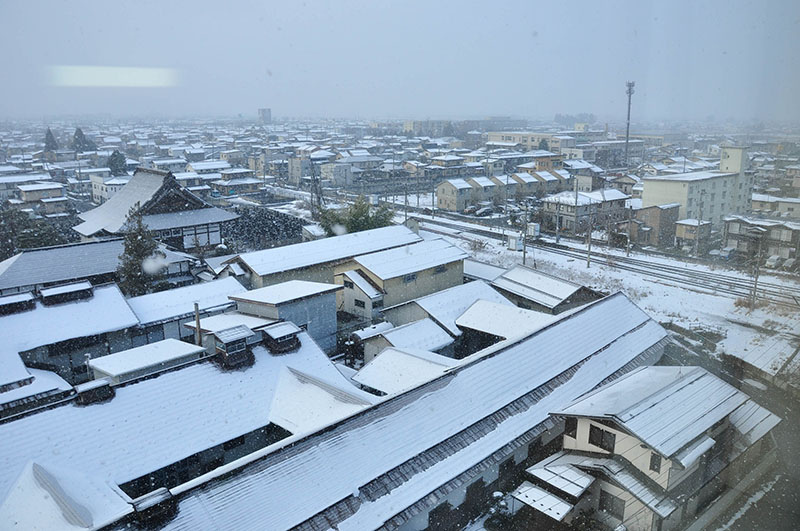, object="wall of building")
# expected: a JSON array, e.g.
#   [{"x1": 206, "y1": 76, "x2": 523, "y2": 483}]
[{"x1": 370, "y1": 260, "x2": 464, "y2": 308}]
